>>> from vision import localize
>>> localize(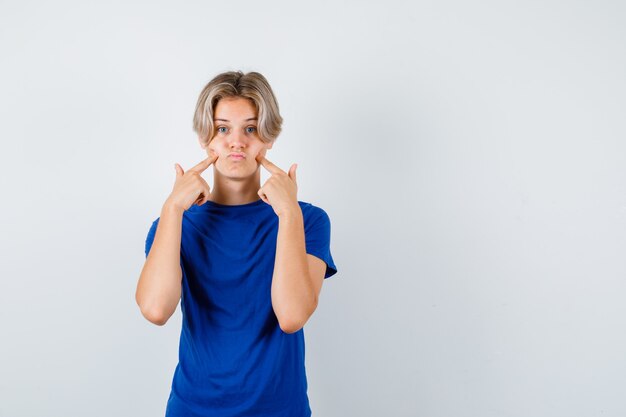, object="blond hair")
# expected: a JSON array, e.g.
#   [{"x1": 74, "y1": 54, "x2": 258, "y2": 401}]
[{"x1": 193, "y1": 71, "x2": 283, "y2": 148}]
